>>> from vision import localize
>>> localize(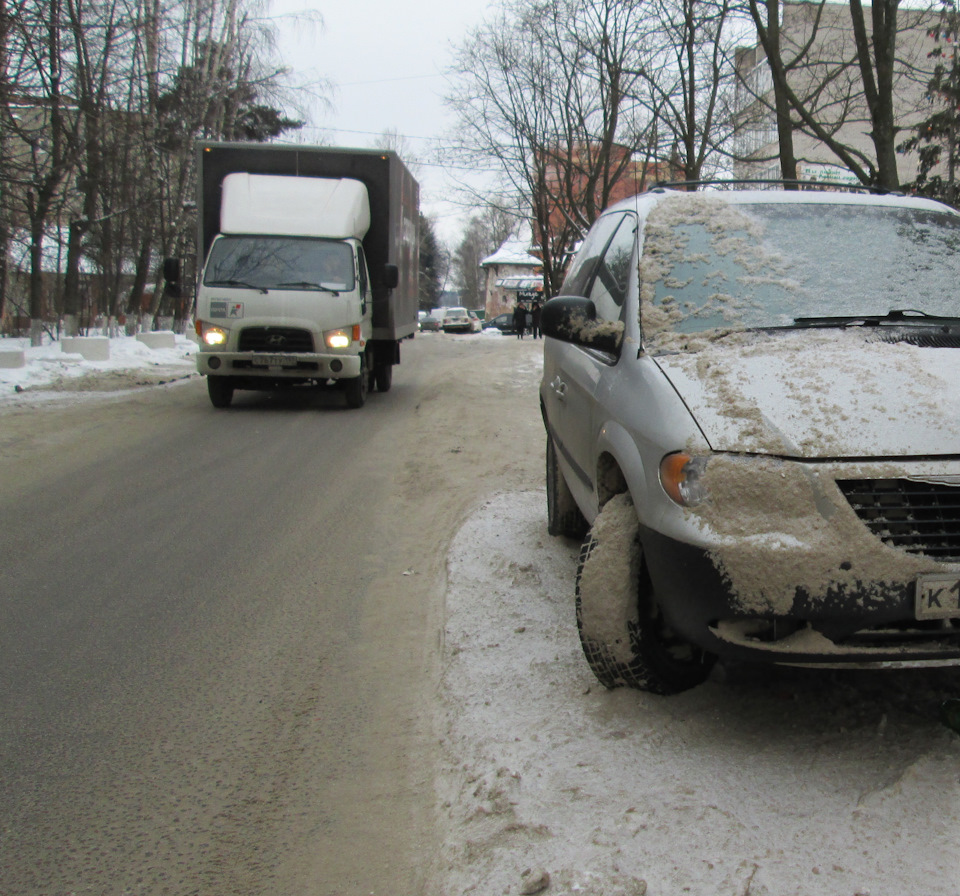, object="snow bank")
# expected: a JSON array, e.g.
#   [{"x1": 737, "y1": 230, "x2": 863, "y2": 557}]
[
  {"x1": 432, "y1": 491, "x2": 960, "y2": 896},
  {"x1": 0, "y1": 335, "x2": 198, "y2": 401}
]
